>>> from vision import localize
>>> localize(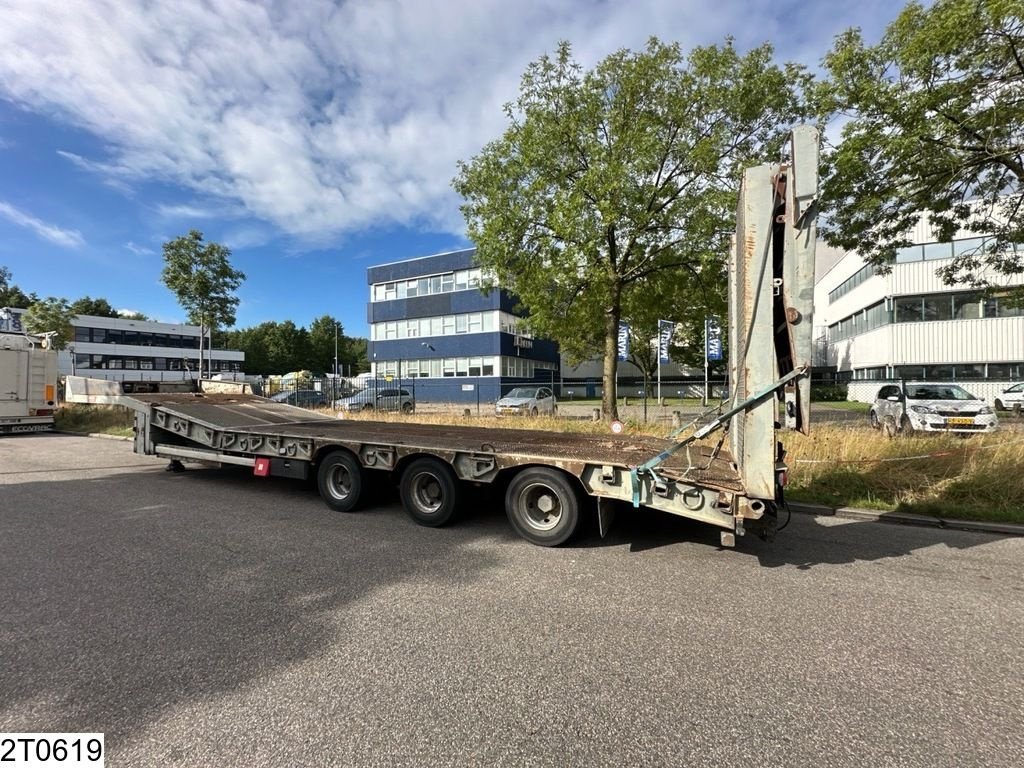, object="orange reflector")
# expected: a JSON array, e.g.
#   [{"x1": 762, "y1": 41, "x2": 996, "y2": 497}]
[
  {"x1": 45, "y1": 385, "x2": 55, "y2": 403},
  {"x1": 254, "y1": 458, "x2": 270, "y2": 477}
]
